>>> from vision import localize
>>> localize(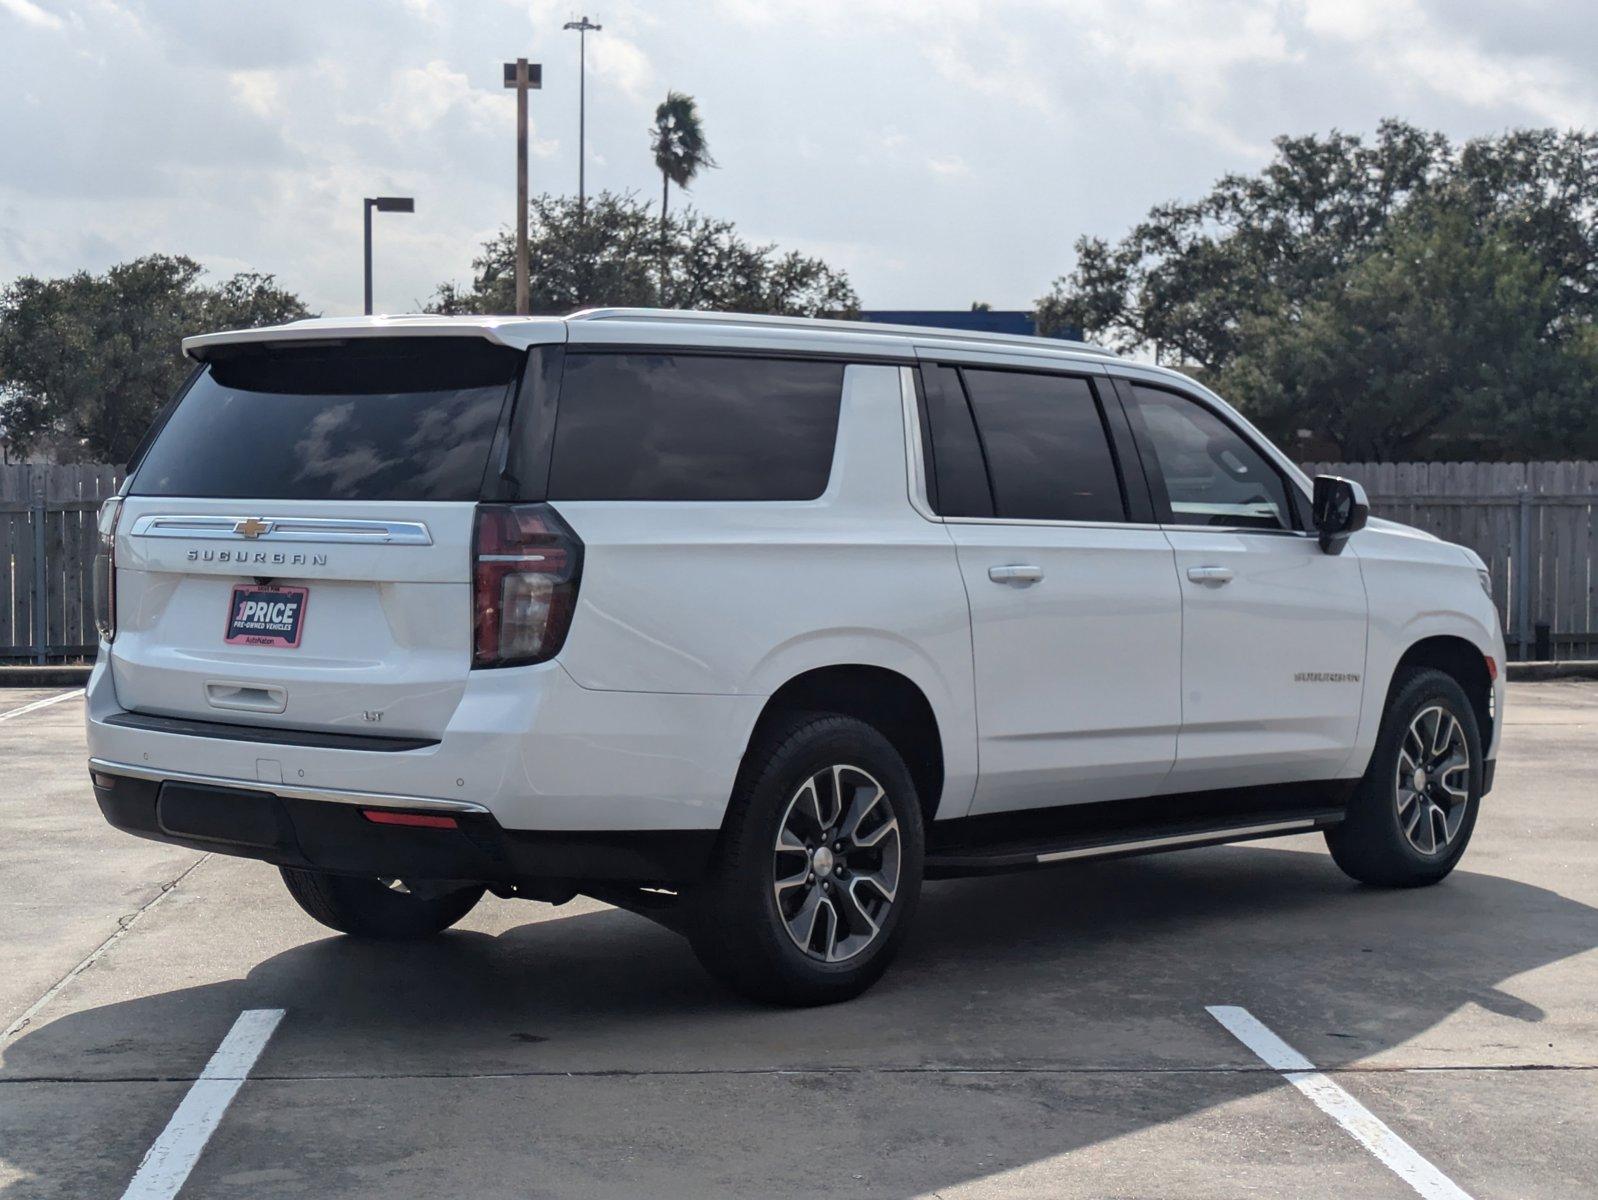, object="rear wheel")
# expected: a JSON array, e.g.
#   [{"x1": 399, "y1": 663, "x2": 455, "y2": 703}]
[
  {"x1": 690, "y1": 712, "x2": 925, "y2": 1005},
  {"x1": 1326, "y1": 666, "x2": 1483, "y2": 887},
  {"x1": 280, "y1": 867, "x2": 484, "y2": 939}
]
